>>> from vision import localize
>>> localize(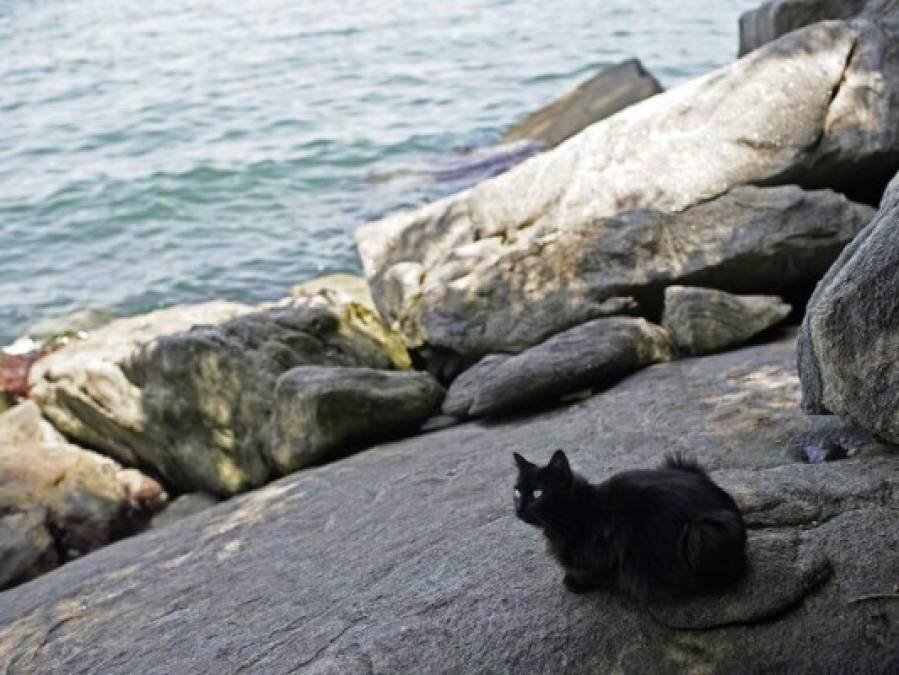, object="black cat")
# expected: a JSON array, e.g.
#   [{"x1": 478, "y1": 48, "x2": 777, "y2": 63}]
[{"x1": 513, "y1": 450, "x2": 747, "y2": 604}]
